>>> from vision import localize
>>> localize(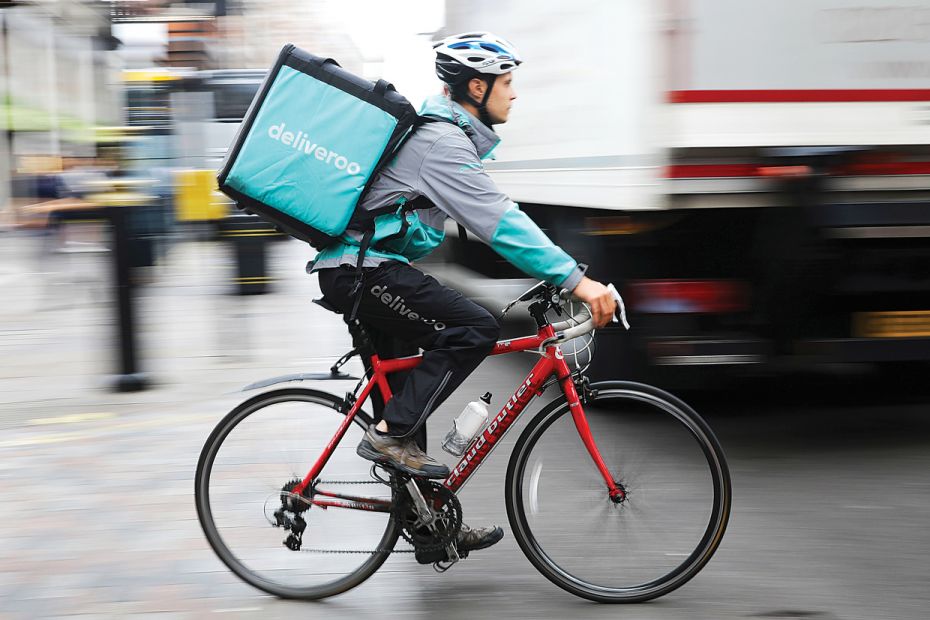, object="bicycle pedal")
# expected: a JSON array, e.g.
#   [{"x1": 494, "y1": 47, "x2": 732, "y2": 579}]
[
  {"x1": 372, "y1": 460, "x2": 409, "y2": 479},
  {"x1": 433, "y1": 549, "x2": 467, "y2": 573},
  {"x1": 415, "y1": 547, "x2": 445, "y2": 565},
  {"x1": 370, "y1": 463, "x2": 402, "y2": 485},
  {"x1": 415, "y1": 547, "x2": 468, "y2": 566}
]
